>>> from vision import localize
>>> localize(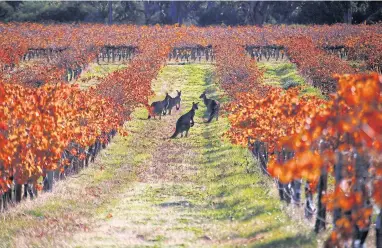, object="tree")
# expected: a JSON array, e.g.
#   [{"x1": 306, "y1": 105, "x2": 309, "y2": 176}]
[
  {"x1": 108, "y1": 1, "x2": 112, "y2": 25},
  {"x1": 352, "y1": 1, "x2": 382, "y2": 24},
  {"x1": 0, "y1": 1, "x2": 381, "y2": 25},
  {"x1": 244, "y1": 1, "x2": 275, "y2": 26}
]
